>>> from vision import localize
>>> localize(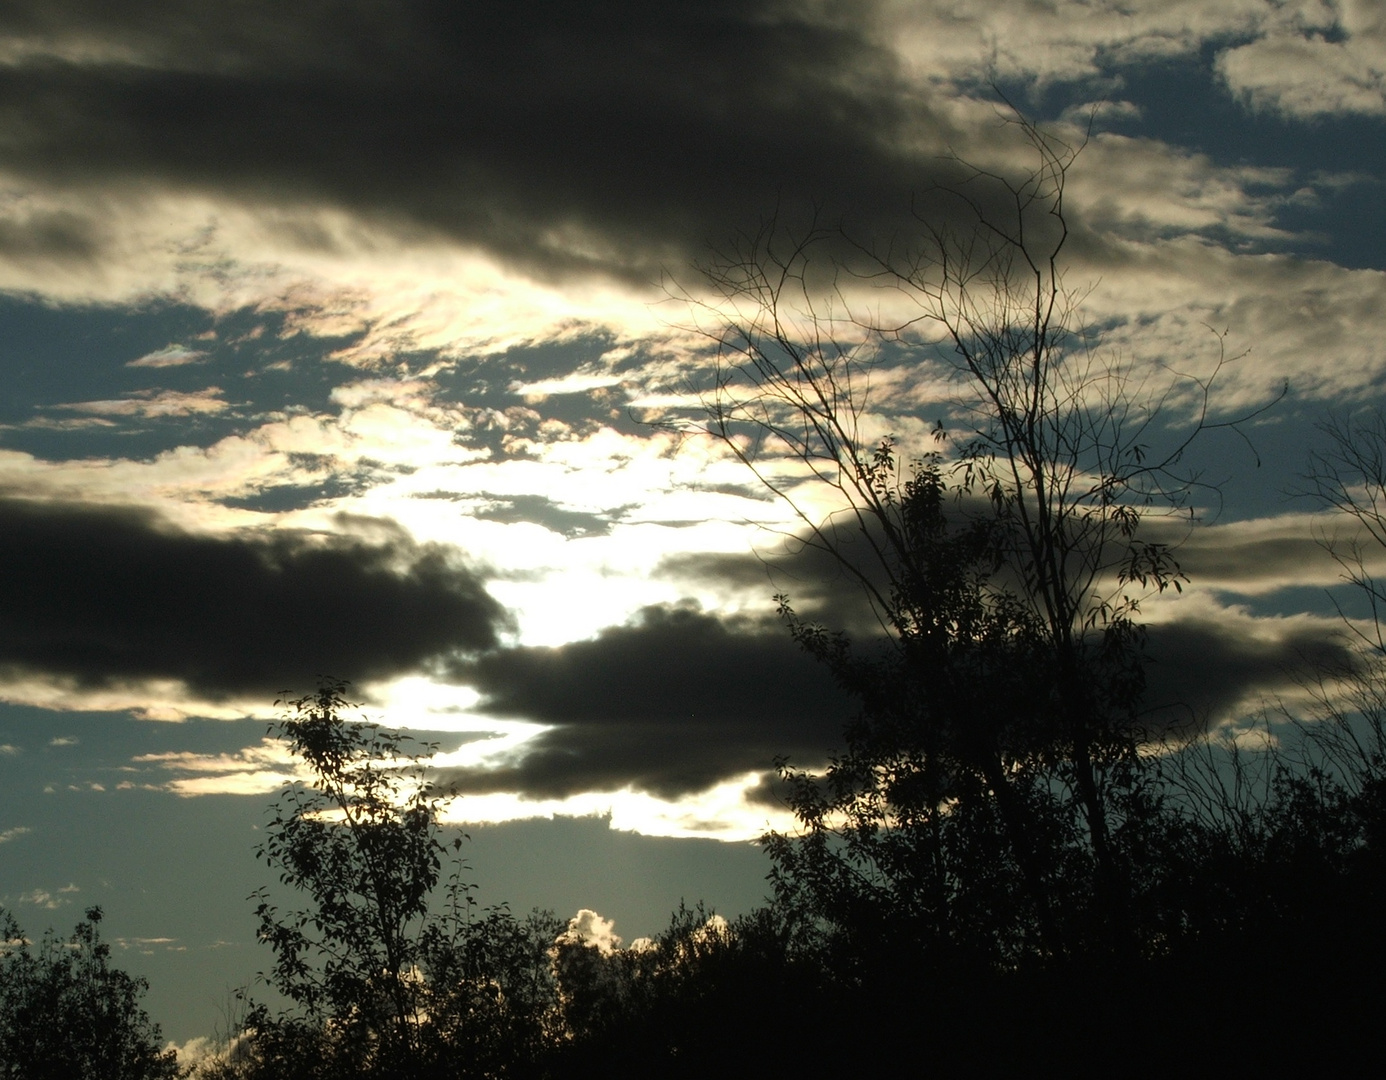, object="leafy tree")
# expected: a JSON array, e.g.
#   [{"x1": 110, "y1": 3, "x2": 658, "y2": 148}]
[
  {"x1": 691, "y1": 114, "x2": 1278, "y2": 961},
  {"x1": 0, "y1": 905, "x2": 183, "y2": 1080},
  {"x1": 237, "y1": 679, "x2": 560, "y2": 1080}
]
